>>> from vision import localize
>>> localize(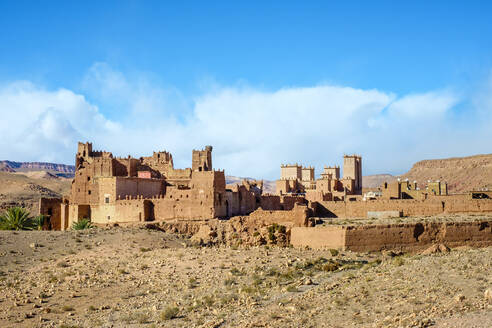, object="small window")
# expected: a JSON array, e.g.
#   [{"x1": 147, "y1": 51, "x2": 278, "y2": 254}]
[
  {"x1": 87, "y1": 177, "x2": 91, "y2": 181},
  {"x1": 107, "y1": 216, "x2": 110, "y2": 220},
  {"x1": 105, "y1": 197, "x2": 110, "y2": 204},
  {"x1": 88, "y1": 190, "x2": 91, "y2": 195}
]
